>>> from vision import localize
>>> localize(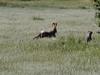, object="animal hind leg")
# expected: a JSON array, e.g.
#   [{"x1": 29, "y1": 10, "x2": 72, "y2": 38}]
[{"x1": 33, "y1": 33, "x2": 42, "y2": 40}]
